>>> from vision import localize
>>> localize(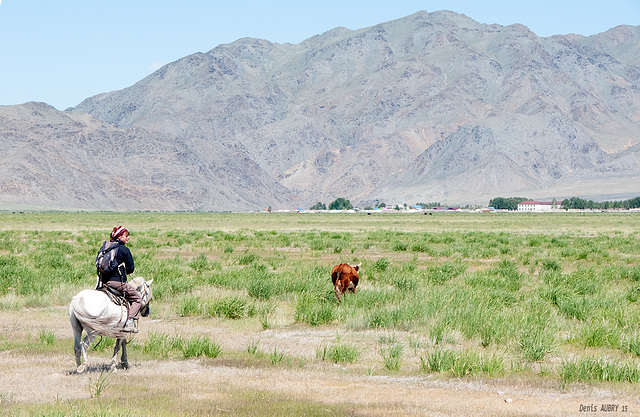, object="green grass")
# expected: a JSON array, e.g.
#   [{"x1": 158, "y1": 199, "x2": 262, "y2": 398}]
[
  {"x1": 181, "y1": 335, "x2": 222, "y2": 359},
  {"x1": 315, "y1": 342, "x2": 361, "y2": 364},
  {"x1": 39, "y1": 329, "x2": 55, "y2": 345},
  {"x1": 88, "y1": 369, "x2": 113, "y2": 398},
  {"x1": 138, "y1": 332, "x2": 221, "y2": 360},
  {"x1": 559, "y1": 357, "x2": 640, "y2": 384},
  {"x1": 2, "y1": 211, "x2": 640, "y2": 392},
  {"x1": 420, "y1": 349, "x2": 505, "y2": 377},
  {"x1": 380, "y1": 343, "x2": 403, "y2": 371},
  {"x1": 268, "y1": 346, "x2": 287, "y2": 365},
  {"x1": 205, "y1": 295, "x2": 254, "y2": 319}
]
